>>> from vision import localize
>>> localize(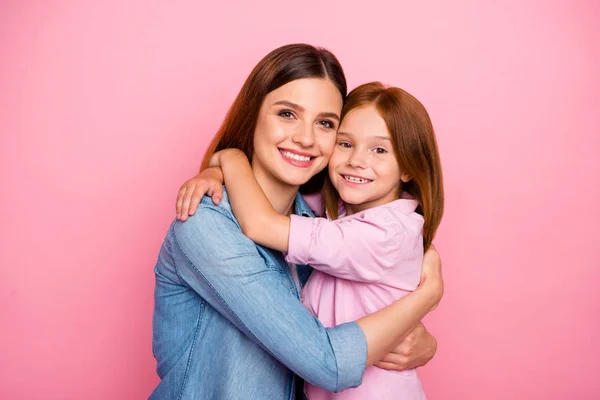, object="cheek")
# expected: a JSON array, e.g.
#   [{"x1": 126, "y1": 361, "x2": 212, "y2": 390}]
[
  {"x1": 317, "y1": 134, "x2": 336, "y2": 158},
  {"x1": 253, "y1": 118, "x2": 267, "y2": 150},
  {"x1": 379, "y1": 160, "x2": 402, "y2": 182},
  {"x1": 328, "y1": 146, "x2": 345, "y2": 179},
  {"x1": 328, "y1": 149, "x2": 345, "y2": 171},
  {"x1": 254, "y1": 116, "x2": 285, "y2": 149}
]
